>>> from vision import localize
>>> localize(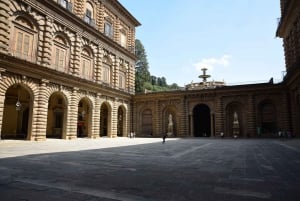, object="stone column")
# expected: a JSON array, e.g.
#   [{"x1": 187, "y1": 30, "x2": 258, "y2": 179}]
[
  {"x1": 210, "y1": 110, "x2": 215, "y2": 137},
  {"x1": 66, "y1": 87, "x2": 79, "y2": 139},
  {"x1": 31, "y1": 79, "x2": 49, "y2": 141},
  {"x1": 190, "y1": 113, "x2": 194, "y2": 137},
  {"x1": 110, "y1": 99, "x2": 118, "y2": 137},
  {"x1": 153, "y1": 100, "x2": 160, "y2": 136},
  {"x1": 247, "y1": 95, "x2": 256, "y2": 137},
  {"x1": 214, "y1": 95, "x2": 224, "y2": 136},
  {"x1": 92, "y1": 93, "x2": 101, "y2": 138}
]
